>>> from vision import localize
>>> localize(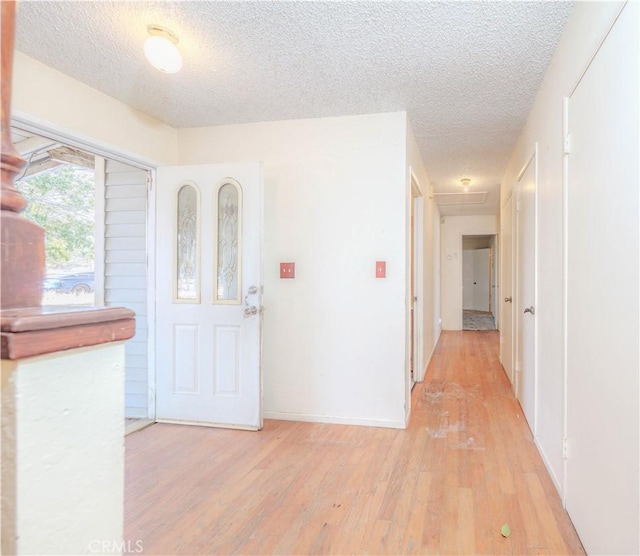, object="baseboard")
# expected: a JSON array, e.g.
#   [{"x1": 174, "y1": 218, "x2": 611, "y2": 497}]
[
  {"x1": 535, "y1": 437, "x2": 563, "y2": 497},
  {"x1": 425, "y1": 340, "x2": 438, "y2": 377},
  {"x1": 263, "y1": 411, "x2": 406, "y2": 429},
  {"x1": 156, "y1": 418, "x2": 260, "y2": 431},
  {"x1": 417, "y1": 332, "x2": 441, "y2": 382}
]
